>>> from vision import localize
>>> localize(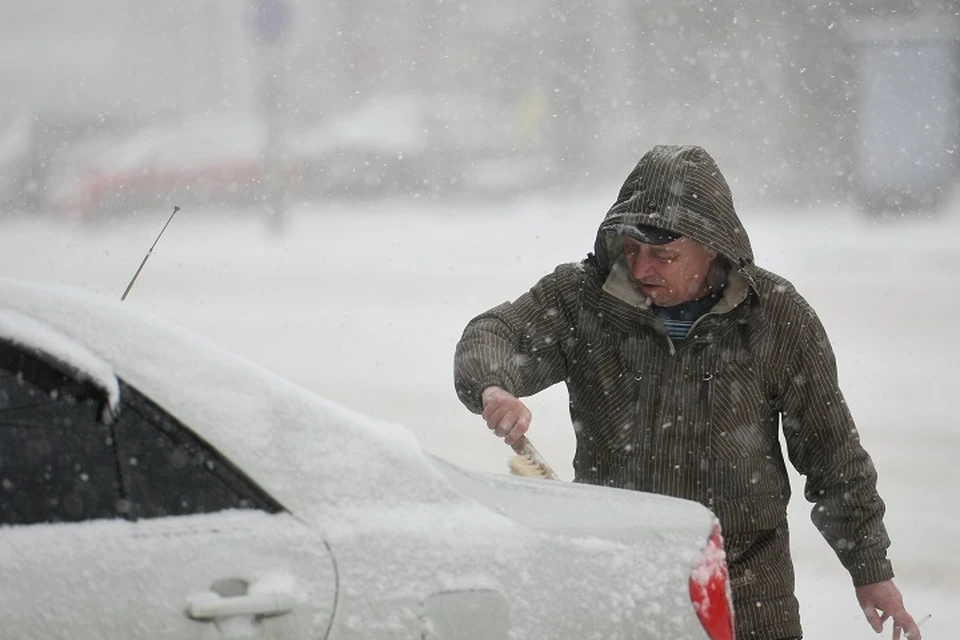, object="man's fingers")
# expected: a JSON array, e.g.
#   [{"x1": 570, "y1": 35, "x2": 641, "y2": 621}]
[
  {"x1": 894, "y1": 610, "x2": 920, "y2": 640},
  {"x1": 479, "y1": 390, "x2": 533, "y2": 444},
  {"x1": 482, "y1": 395, "x2": 530, "y2": 438},
  {"x1": 485, "y1": 402, "x2": 517, "y2": 433},
  {"x1": 494, "y1": 415, "x2": 516, "y2": 438},
  {"x1": 498, "y1": 410, "x2": 530, "y2": 440},
  {"x1": 503, "y1": 415, "x2": 530, "y2": 446},
  {"x1": 481, "y1": 402, "x2": 504, "y2": 425},
  {"x1": 856, "y1": 580, "x2": 919, "y2": 640},
  {"x1": 862, "y1": 607, "x2": 884, "y2": 633},
  {"x1": 484, "y1": 405, "x2": 508, "y2": 431}
]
